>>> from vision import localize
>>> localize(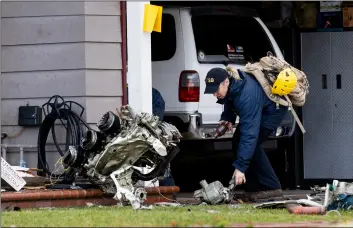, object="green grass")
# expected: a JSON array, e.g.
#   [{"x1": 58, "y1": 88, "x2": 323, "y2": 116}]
[{"x1": 2, "y1": 204, "x2": 352, "y2": 227}]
